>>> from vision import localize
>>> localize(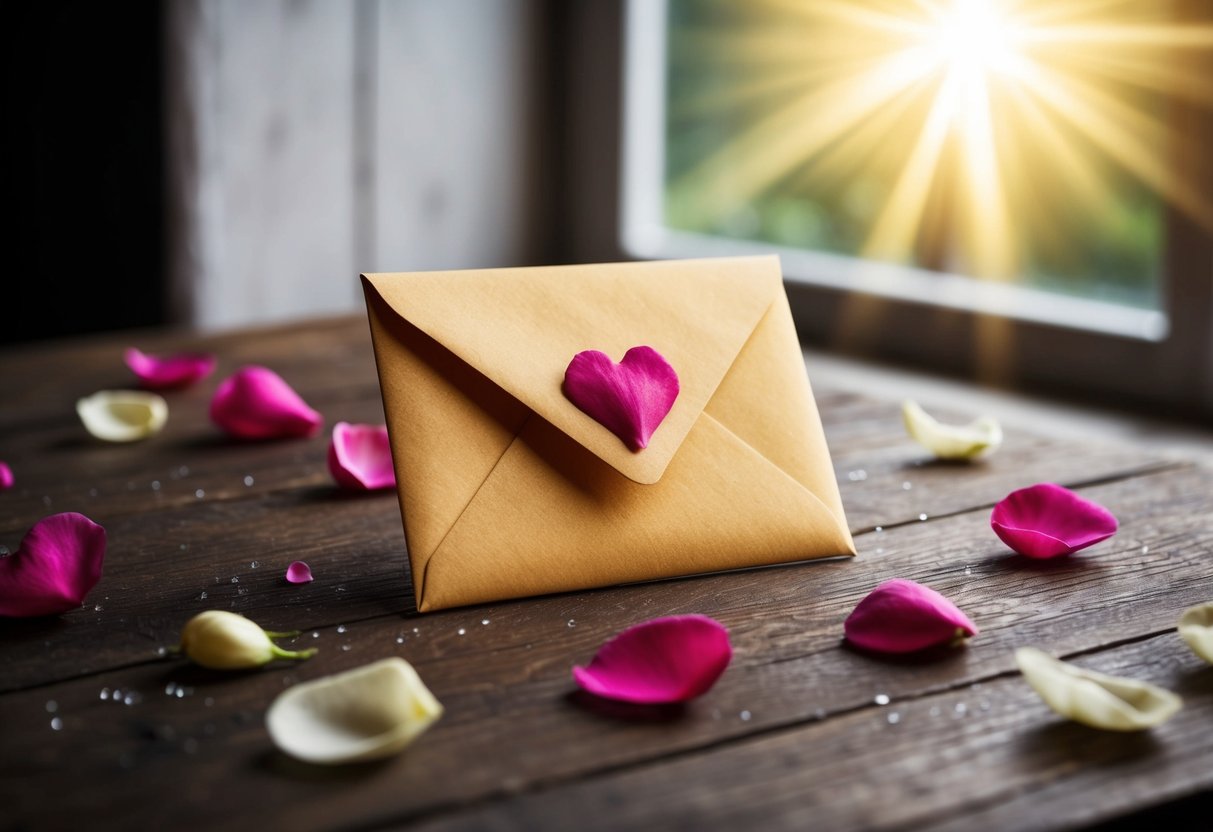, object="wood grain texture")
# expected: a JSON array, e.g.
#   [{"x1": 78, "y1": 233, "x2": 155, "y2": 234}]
[{"x1": 1, "y1": 318, "x2": 1208, "y2": 831}]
